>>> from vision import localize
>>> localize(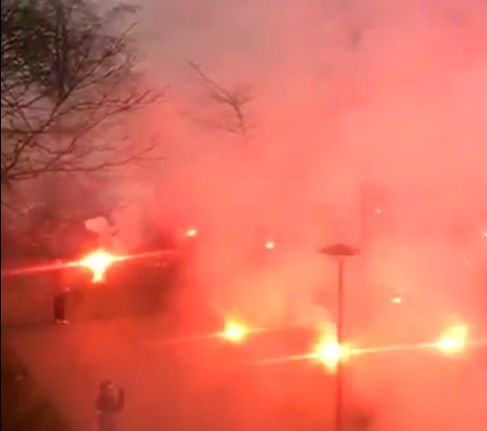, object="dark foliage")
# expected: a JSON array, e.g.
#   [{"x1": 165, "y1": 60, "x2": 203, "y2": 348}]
[
  {"x1": 1, "y1": 0, "x2": 159, "y2": 190},
  {"x1": 1, "y1": 341, "x2": 70, "y2": 431}
]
